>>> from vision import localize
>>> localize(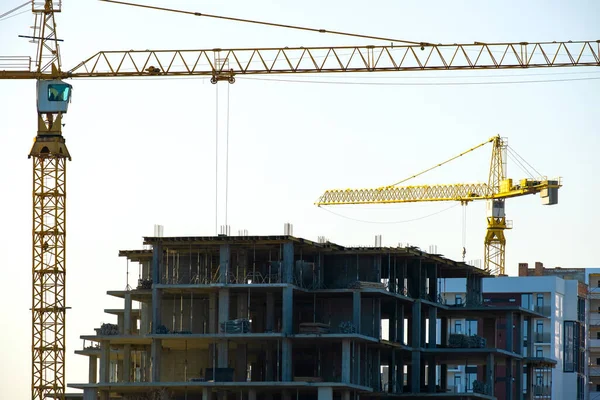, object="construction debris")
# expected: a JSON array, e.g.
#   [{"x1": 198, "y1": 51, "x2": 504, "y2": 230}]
[
  {"x1": 97, "y1": 323, "x2": 119, "y2": 336},
  {"x1": 347, "y1": 281, "x2": 386, "y2": 289},
  {"x1": 299, "y1": 322, "x2": 330, "y2": 334},
  {"x1": 137, "y1": 279, "x2": 153, "y2": 290},
  {"x1": 448, "y1": 334, "x2": 486, "y2": 348},
  {"x1": 338, "y1": 321, "x2": 357, "y2": 333},
  {"x1": 220, "y1": 319, "x2": 251, "y2": 334}
]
